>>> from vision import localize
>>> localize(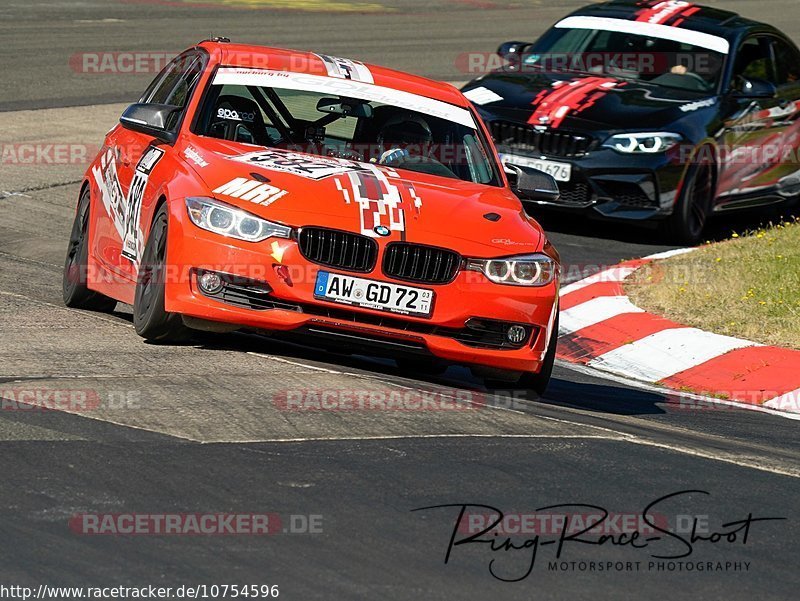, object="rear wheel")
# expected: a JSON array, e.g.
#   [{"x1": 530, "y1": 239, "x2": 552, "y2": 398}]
[
  {"x1": 62, "y1": 187, "x2": 117, "y2": 312},
  {"x1": 133, "y1": 204, "x2": 190, "y2": 342},
  {"x1": 662, "y1": 156, "x2": 715, "y2": 245}
]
